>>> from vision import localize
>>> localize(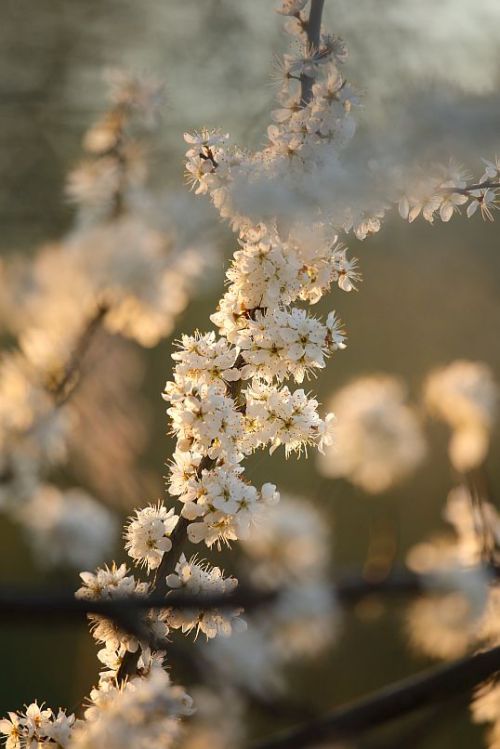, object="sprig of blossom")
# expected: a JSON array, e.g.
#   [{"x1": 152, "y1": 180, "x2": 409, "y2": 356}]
[
  {"x1": 76, "y1": 563, "x2": 150, "y2": 655},
  {"x1": 124, "y1": 504, "x2": 179, "y2": 572},
  {"x1": 405, "y1": 485, "x2": 500, "y2": 664},
  {"x1": 70, "y1": 668, "x2": 193, "y2": 749},
  {"x1": 0, "y1": 702, "x2": 75, "y2": 749}
]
